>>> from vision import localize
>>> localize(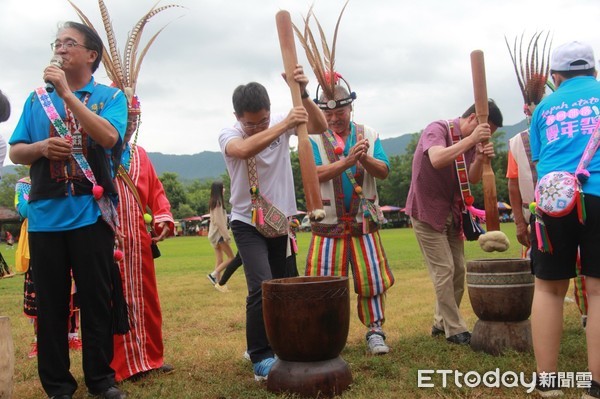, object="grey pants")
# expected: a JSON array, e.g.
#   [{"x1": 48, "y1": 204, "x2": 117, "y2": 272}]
[{"x1": 230, "y1": 220, "x2": 288, "y2": 363}]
